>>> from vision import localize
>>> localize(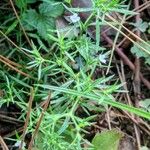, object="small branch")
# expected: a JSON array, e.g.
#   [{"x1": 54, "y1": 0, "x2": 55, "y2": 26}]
[
  {"x1": 28, "y1": 93, "x2": 51, "y2": 150},
  {"x1": 0, "y1": 30, "x2": 31, "y2": 58},
  {"x1": 0, "y1": 57, "x2": 32, "y2": 78},
  {"x1": 134, "y1": 0, "x2": 141, "y2": 100},
  {"x1": 0, "y1": 136, "x2": 9, "y2": 150},
  {"x1": 0, "y1": 55, "x2": 21, "y2": 67},
  {"x1": 133, "y1": 0, "x2": 142, "y2": 148},
  {"x1": 20, "y1": 88, "x2": 34, "y2": 150},
  {"x1": 102, "y1": 32, "x2": 150, "y2": 89},
  {"x1": 0, "y1": 114, "x2": 23, "y2": 124},
  {"x1": 9, "y1": 0, "x2": 31, "y2": 47}
]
